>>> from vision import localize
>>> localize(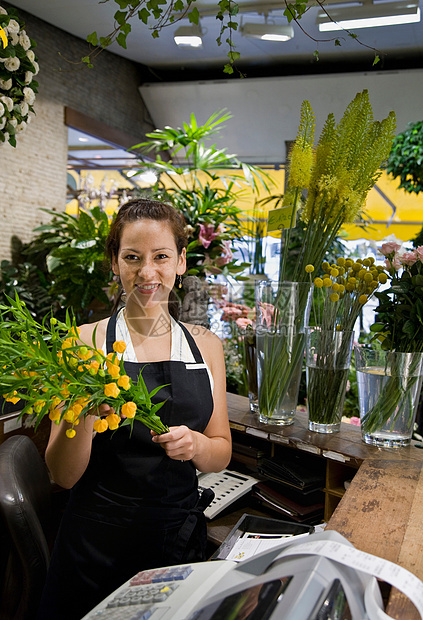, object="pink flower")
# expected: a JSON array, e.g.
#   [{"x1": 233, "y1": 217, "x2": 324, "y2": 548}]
[
  {"x1": 384, "y1": 255, "x2": 401, "y2": 271},
  {"x1": 379, "y1": 236, "x2": 402, "y2": 257},
  {"x1": 416, "y1": 246, "x2": 423, "y2": 262},
  {"x1": 349, "y1": 417, "x2": 361, "y2": 426},
  {"x1": 400, "y1": 250, "x2": 418, "y2": 267},
  {"x1": 236, "y1": 317, "x2": 254, "y2": 329},
  {"x1": 199, "y1": 223, "x2": 218, "y2": 249},
  {"x1": 215, "y1": 241, "x2": 233, "y2": 267}
]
